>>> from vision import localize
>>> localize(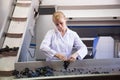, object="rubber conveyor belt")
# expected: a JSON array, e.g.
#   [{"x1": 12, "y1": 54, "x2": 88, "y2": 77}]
[{"x1": 14, "y1": 59, "x2": 120, "y2": 80}]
